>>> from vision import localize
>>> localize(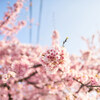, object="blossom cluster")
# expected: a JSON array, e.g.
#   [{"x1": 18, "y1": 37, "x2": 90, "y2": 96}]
[
  {"x1": 41, "y1": 46, "x2": 69, "y2": 74},
  {"x1": 0, "y1": 0, "x2": 26, "y2": 39},
  {"x1": 1, "y1": 0, "x2": 100, "y2": 100}
]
